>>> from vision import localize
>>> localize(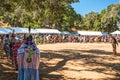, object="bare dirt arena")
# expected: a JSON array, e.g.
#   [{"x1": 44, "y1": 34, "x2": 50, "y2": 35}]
[{"x1": 0, "y1": 43, "x2": 120, "y2": 80}]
